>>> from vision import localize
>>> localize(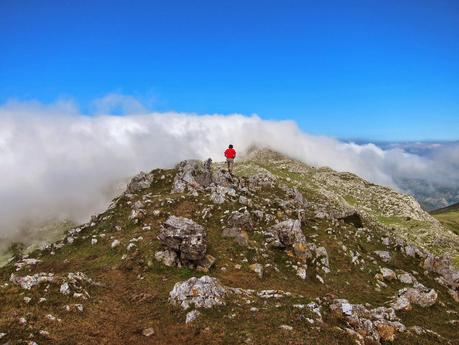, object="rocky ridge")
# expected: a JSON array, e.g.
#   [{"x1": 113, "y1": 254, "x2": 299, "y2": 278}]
[{"x1": 0, "y1": 149, "x2": 458, "y2": 345}]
